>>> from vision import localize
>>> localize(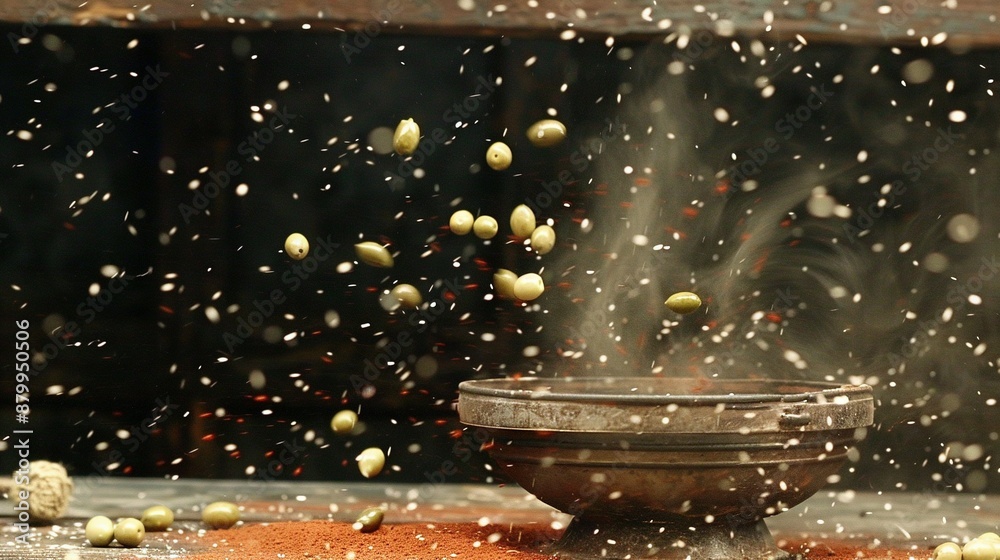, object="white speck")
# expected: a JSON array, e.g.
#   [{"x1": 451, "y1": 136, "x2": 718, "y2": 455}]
[
  {"x1": 948, "y1": 110, "x2": 967, "y2": 123},
  {"x1": 205, "y1": 306, "x2": 220, "y2": 323},
  {"x1": 336, "y1": 261, "x2": 354, "y2": 273}
]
